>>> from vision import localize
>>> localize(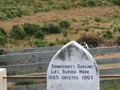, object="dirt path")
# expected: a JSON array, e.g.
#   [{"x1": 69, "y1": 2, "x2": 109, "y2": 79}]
[{"x1": 0, "y1": 6, "x2": 119, "y2": 31}]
